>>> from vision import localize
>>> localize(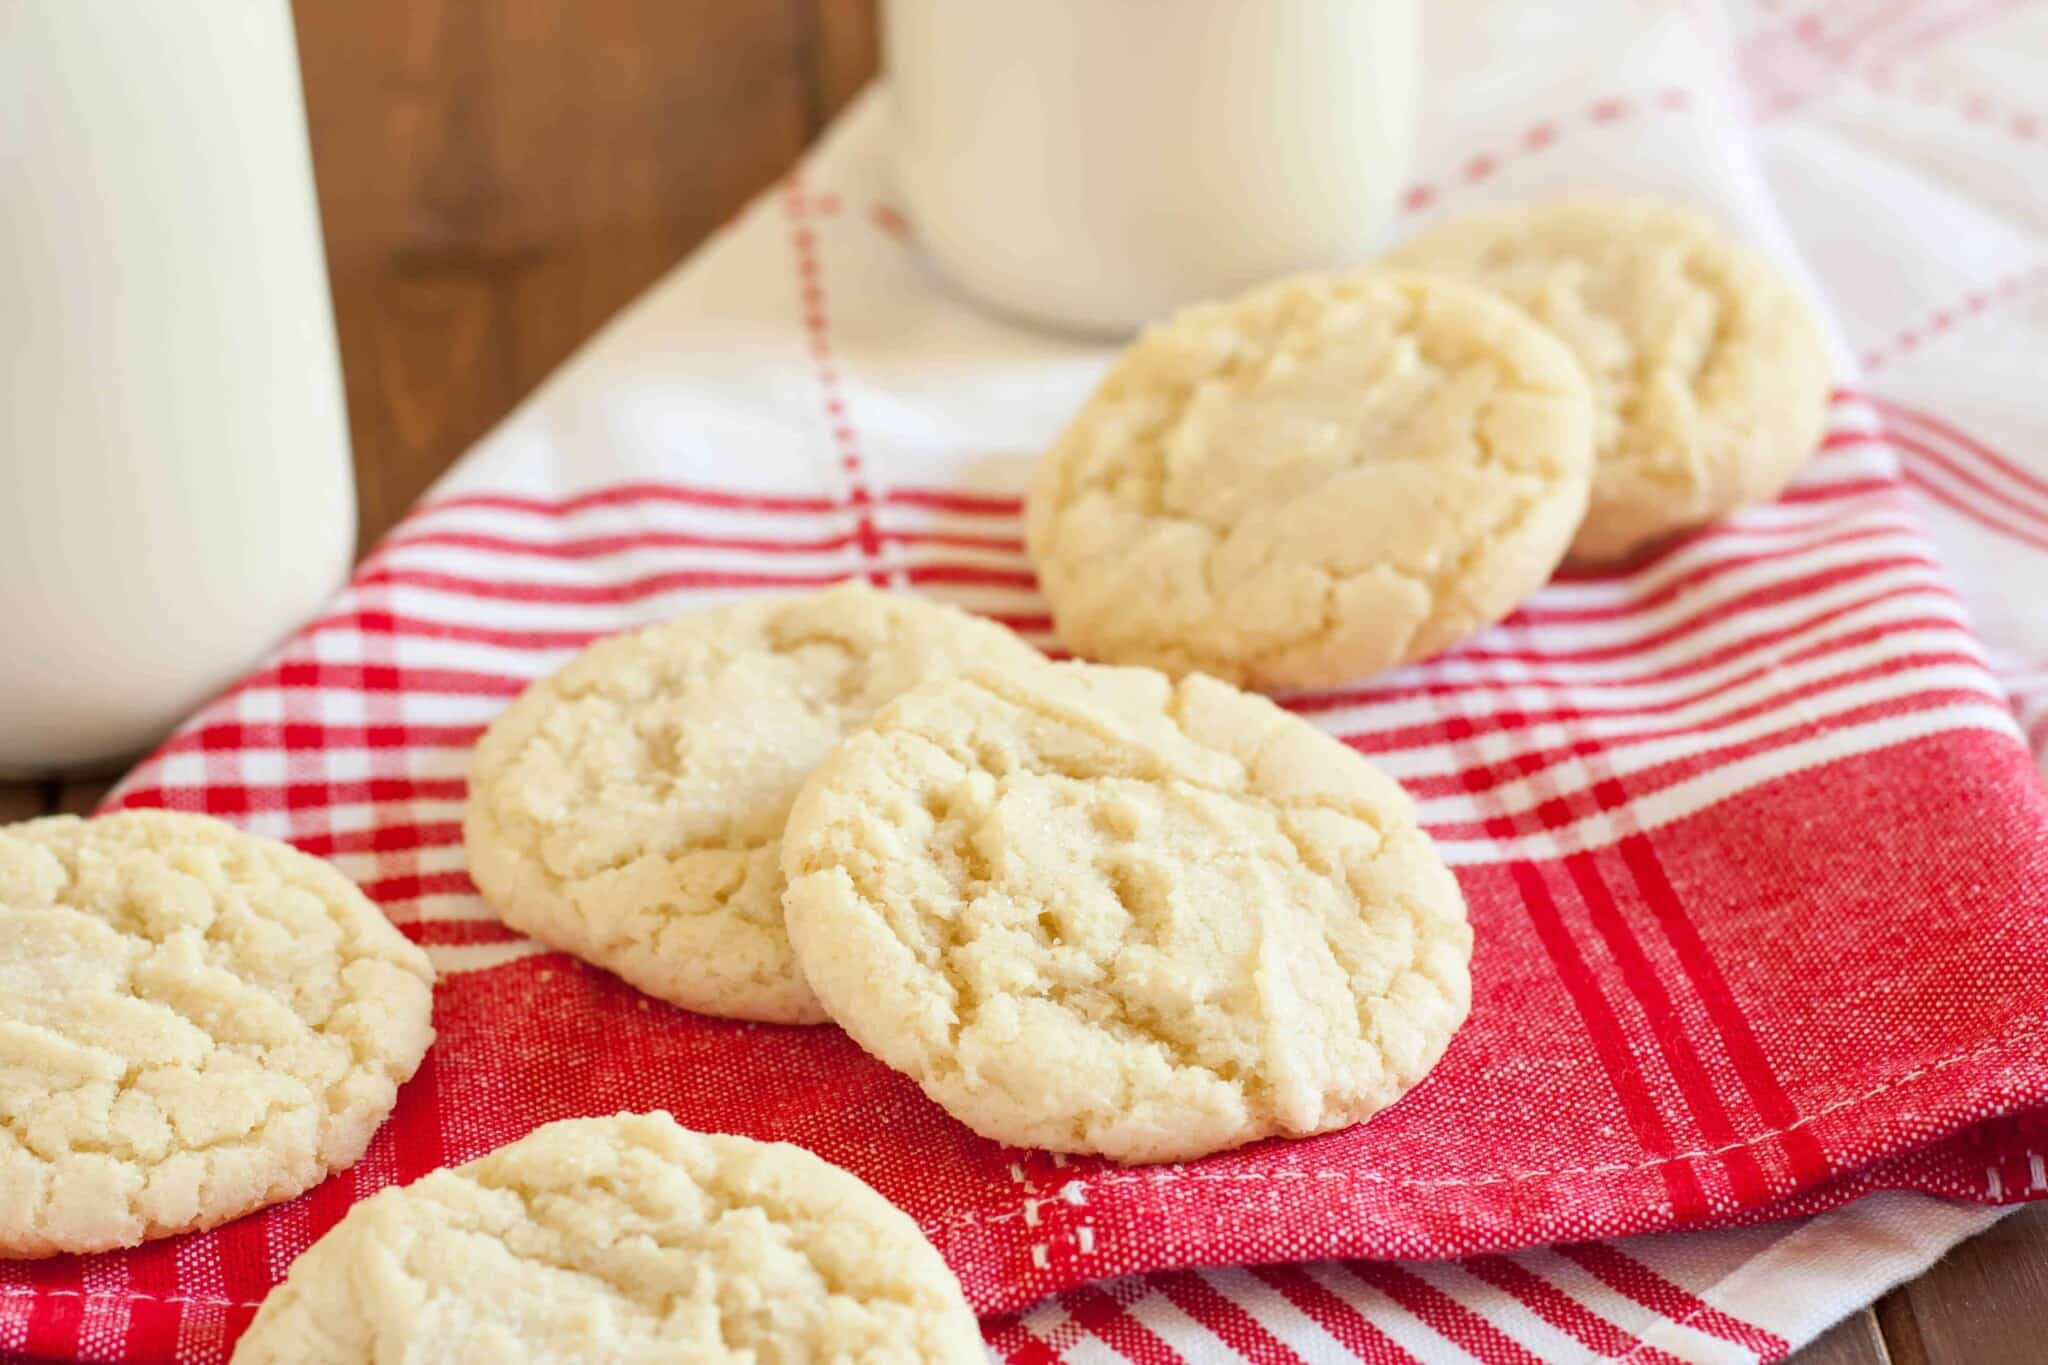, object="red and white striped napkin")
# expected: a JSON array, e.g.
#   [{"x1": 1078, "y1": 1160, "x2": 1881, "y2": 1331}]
[{"x1": 8, "y1": 1, "x2": 2048, "y2": 1360}]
